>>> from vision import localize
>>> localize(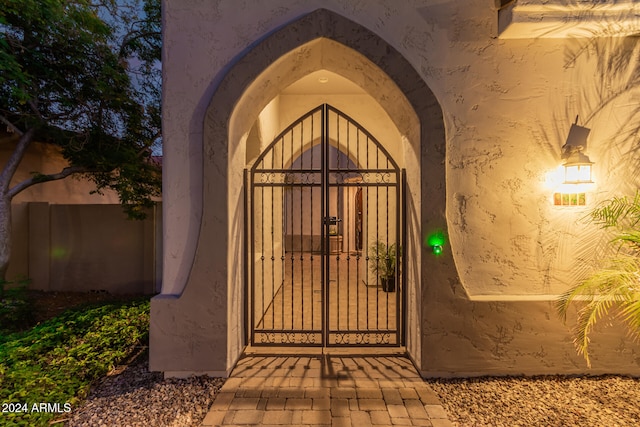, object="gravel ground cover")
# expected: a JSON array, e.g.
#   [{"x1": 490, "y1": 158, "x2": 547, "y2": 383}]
[
  {"x1": 428, "y1": 375, "x2": 640, "y2": 427},
  {"x1": 62, "y1": 353, "x2": 640, "y2": 427},
  {"x1": 61, "y1": 351, "x2": 224, "y2": 427}
]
